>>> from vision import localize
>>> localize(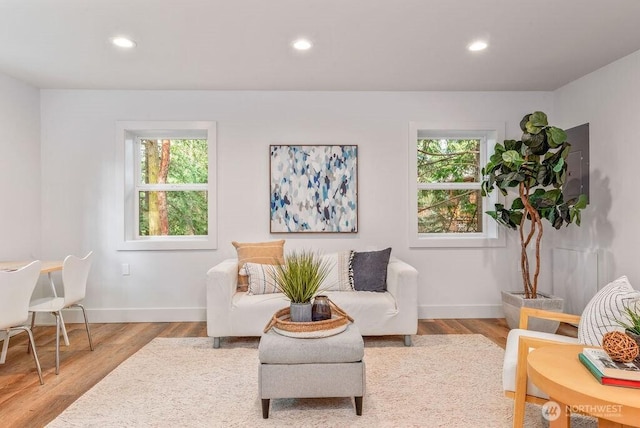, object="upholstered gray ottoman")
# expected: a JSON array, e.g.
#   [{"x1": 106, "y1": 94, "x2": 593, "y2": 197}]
[{"x1": 258, "y1": 324, "x2": 366, "y2": 418}]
